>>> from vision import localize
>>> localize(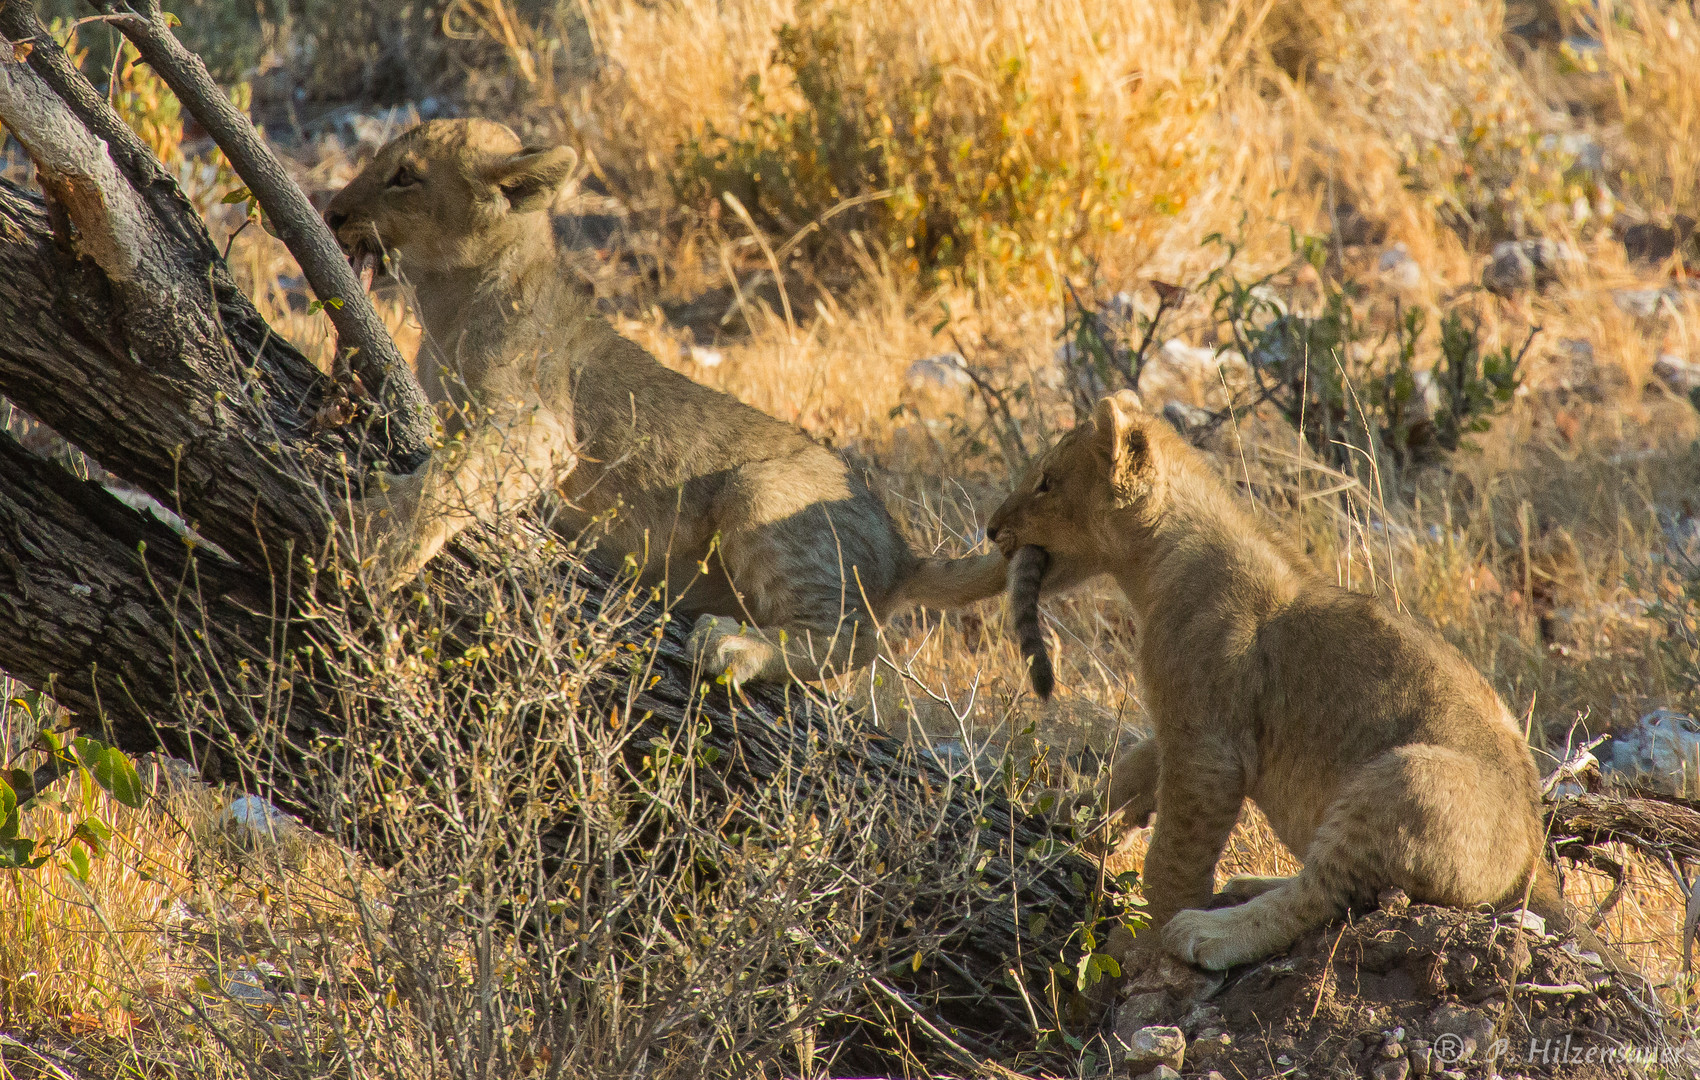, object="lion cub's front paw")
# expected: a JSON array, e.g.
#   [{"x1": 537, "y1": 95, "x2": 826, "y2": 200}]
[
  {"x1": 1161, "y1": 907, "x2": 1255, "y2": 971},
  {"x1": 687, "y1": 614, "x2": 779, "y2": 688},
  {"x1": 343, "y1": 469, "x2": 428, "y2": 590},
  {"x1": 345, "y1": 470, "x2": 421, "y2": 543}
]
